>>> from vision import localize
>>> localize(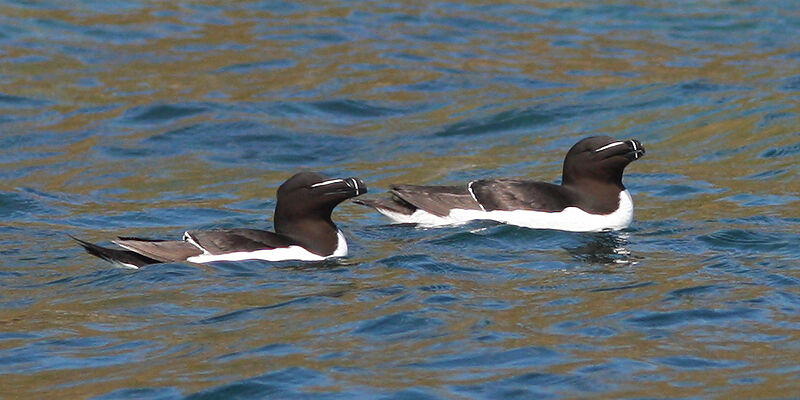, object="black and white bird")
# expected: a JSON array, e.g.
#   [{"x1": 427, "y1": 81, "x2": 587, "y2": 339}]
[
  {"x1": 356, "y1": 136, "x2": 645, "y2": 232},
  {"x1": 74, "y1": 172, "x2": 367, "y2": 268}
]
